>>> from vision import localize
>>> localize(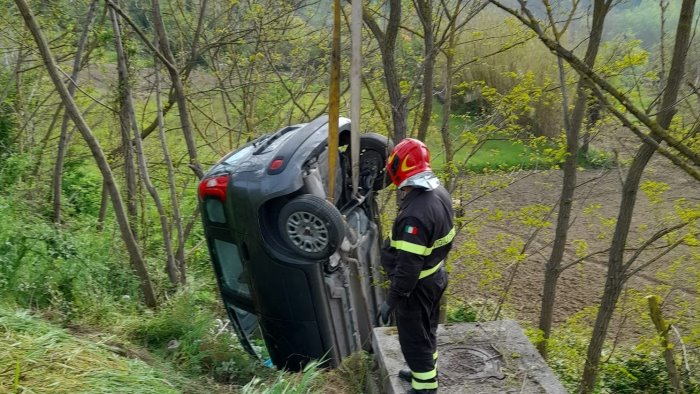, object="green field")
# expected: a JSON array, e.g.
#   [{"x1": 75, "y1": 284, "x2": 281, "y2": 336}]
[{"x1": 424, "y1": 101, "x2": 553, "y2": 172}]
